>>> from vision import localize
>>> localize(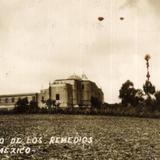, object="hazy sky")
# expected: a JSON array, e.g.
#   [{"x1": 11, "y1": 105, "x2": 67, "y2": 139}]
[{"x1": 0, "y1": 0, "x2": 160, "y2": 103}]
